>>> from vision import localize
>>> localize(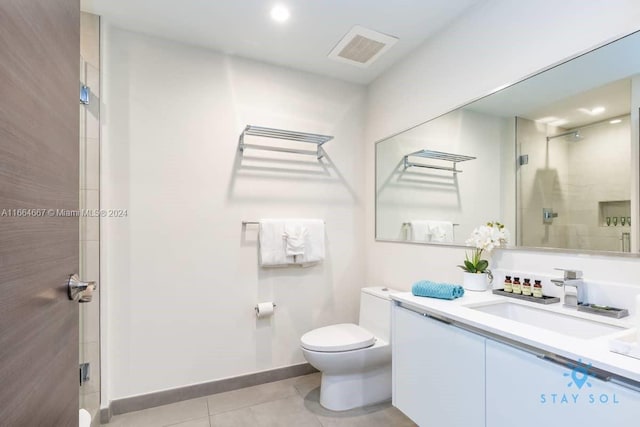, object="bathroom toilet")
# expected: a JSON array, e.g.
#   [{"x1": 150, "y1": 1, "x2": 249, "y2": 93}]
[{"x1": 300, "y1": 286, "x2": 396, "y2": 411}]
